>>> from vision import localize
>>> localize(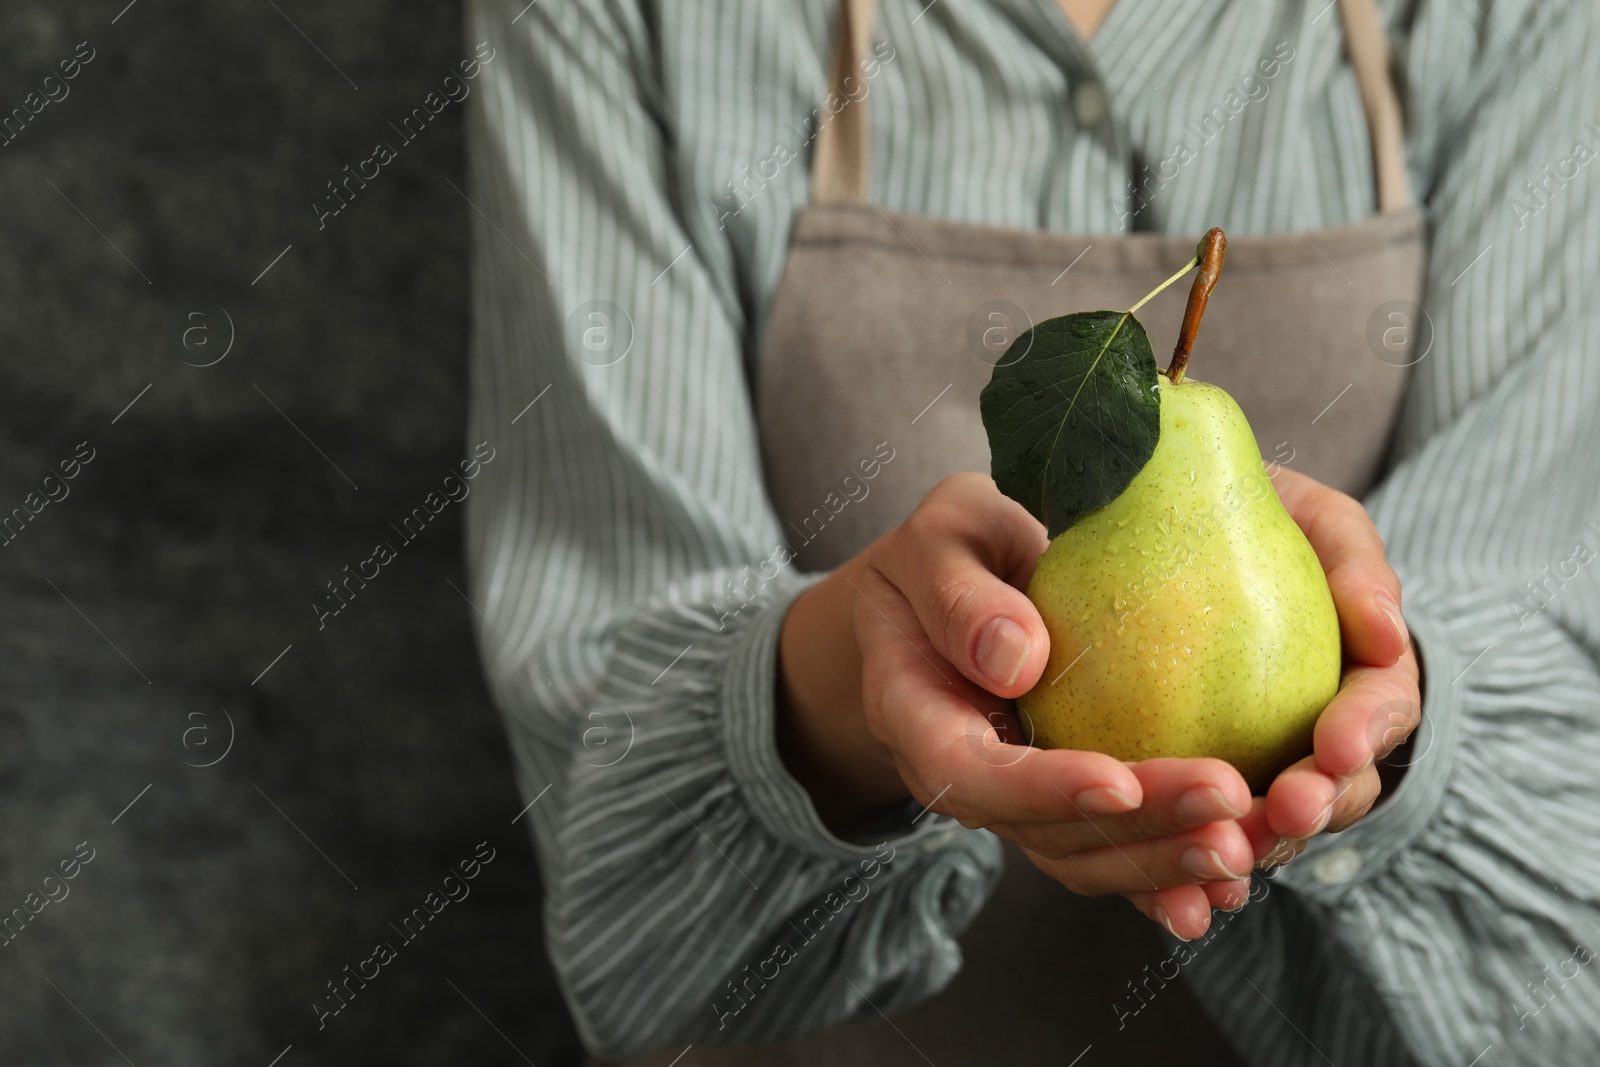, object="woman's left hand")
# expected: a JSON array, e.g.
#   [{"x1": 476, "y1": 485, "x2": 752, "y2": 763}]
[{"x1": 1250, "y1": 466, "x2": 1422, "y2": 865}]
